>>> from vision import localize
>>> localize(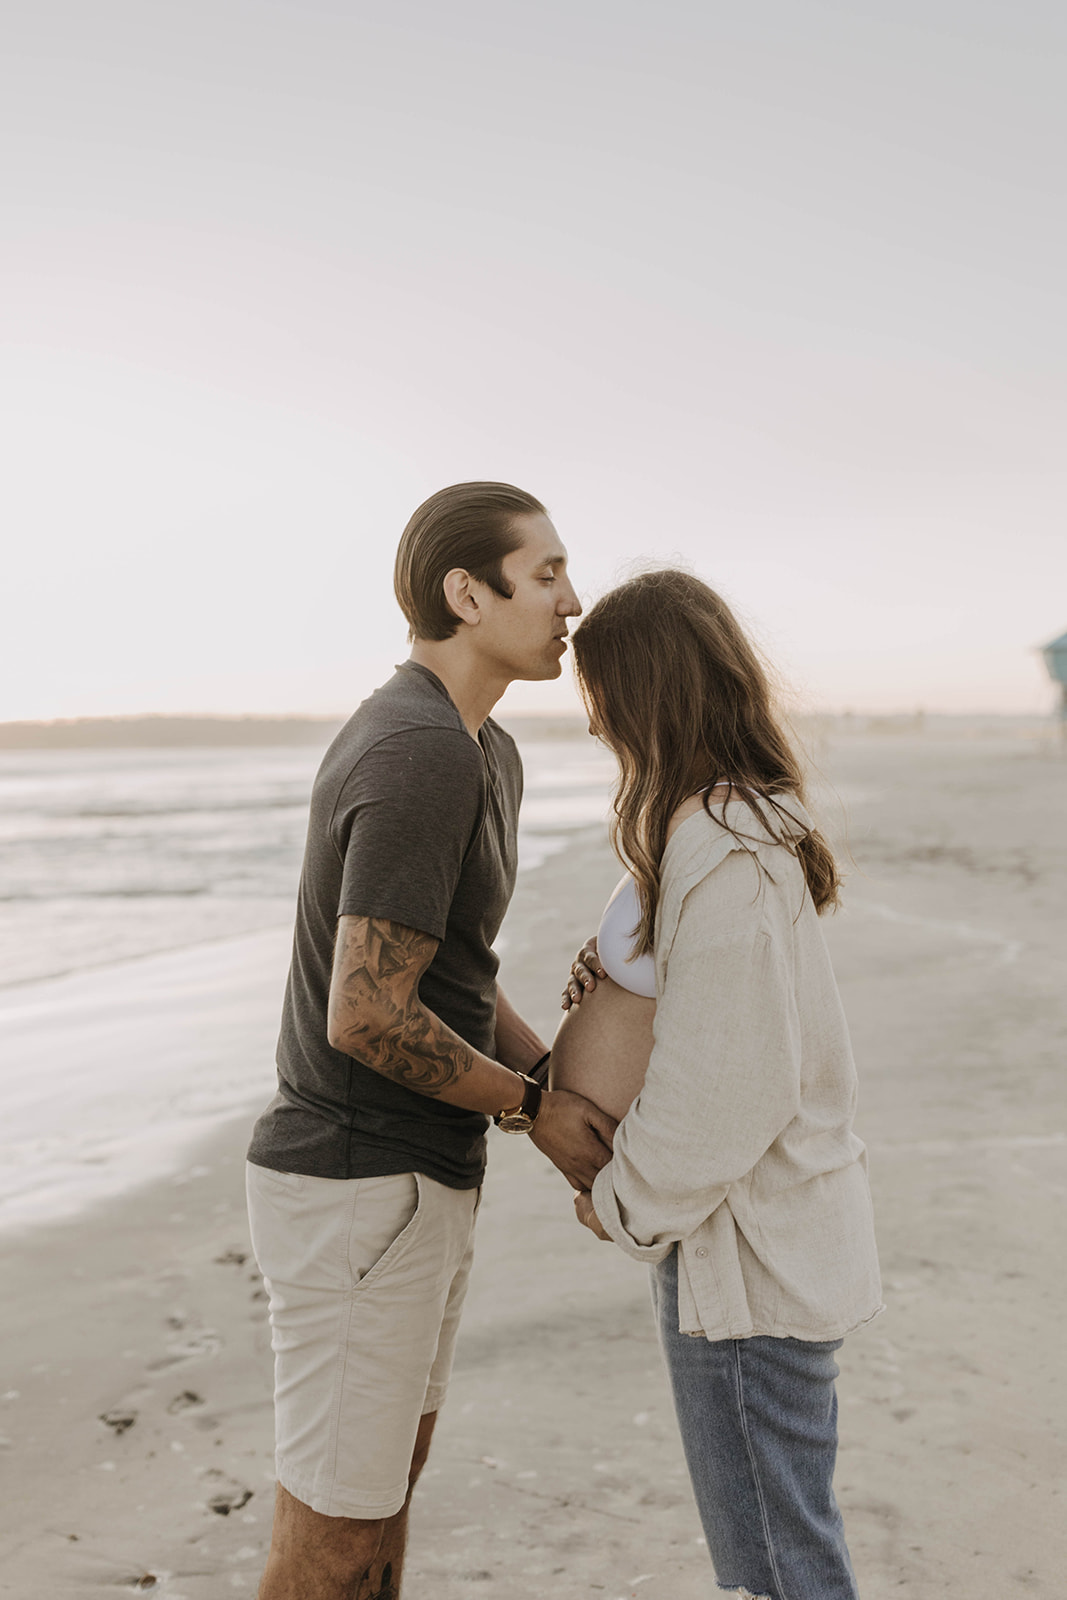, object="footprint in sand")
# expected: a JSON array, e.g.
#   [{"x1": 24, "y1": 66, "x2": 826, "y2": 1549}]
[
  {"x1": 98, "y1": 1407, "x2": 138, "y2": 1436},
  {"x1": 208, "y1": 1488, "x2": 253, "y2": 1516},
  {"x1": 147, "y1": 1329, "x2": 223, "y2": 1371},
  {"x1": 167, "y1": 1386, "x2": 225, "y2": 1435},
  {"x1": 166, "y1": 1390, "x2": 205, "y2": 1414},
  {"x1": 201, "y1": 1468, "x2": 254, "y2": 1516}
]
